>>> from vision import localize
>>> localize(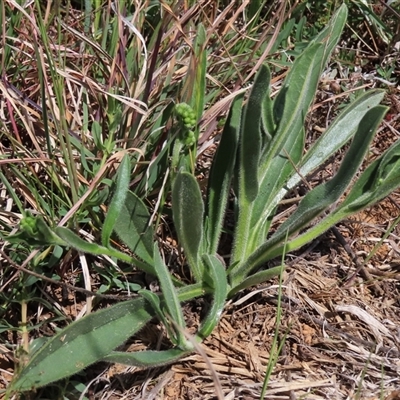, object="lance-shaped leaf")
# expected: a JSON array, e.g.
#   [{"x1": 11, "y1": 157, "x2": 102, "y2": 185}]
[
  {"x1": 11, "y1": 283, "x2": 206, "y2": 391},
  {"x1": 240, "y1": 64, "x2": 271, "y2": 202},
  {"x1": 204, "y1": 94, "x2": 243, "y2": 254},
  {"x1": 282, "y1": 90, "x2": 385, "y2": 194},
  {"x1": 113, "y1": 191, "x2": 154, "y2": 265},
  {"x1": 102, "y1": 155, "x2": 130, "y2": 248},
  {"x1": 241, "y1": 6, "x2": 348, "y2": 257},
  {"x1": 309, "y1": 3, "x2": 348, "y2": 68},
  {"x1": 148, "y1": 243, "x2": 191, "y2": 349},
  {"x1": 172, "y1": 171, "x2": 204, "y2": 282},
  {"x1": 102, "y1": 348, "x2": 190, "y2": 367},
  {"x1": 197, "y1": 255, "x2": 228, "y2": 340},
  {"x1": 264, "y1": 43, "x2": 324, "y2": 174},
  {"x1": 281, "y1": 138, "x2": 400, "y2": 256},
  {"x1": 11, "y1": 298, "x2": 153, "y2": 391},
  {"x1": 261, "y1": 5, "x2": 347, "y2": 180},
  {"x1": 338, "y1": 137, "x2": 400, "y2": 212},
  {"x1": 232, "y1": 66, "x2": 275, "y2": 265},
  {"x1": 54, "y1": 226, "x2": 156, "y2": 275},
  {"x1": 249, "y1": 127, "x2": 305, "y2": 249},
  {"x1": 233, "y1": 44, "x2": 325, "y2": 267},
  {"x1": 270, "y1": 105, "x2": 387, "y2": 243},
  {"x1": 259, "y1": 137, "x2": 400, "y2": 263},
  {"x1": 256, "y1": 90, "x2": 385, "y2": 241},
  {"x1": 232, "y1": 105, "x2": 387, "y2": 283}
]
